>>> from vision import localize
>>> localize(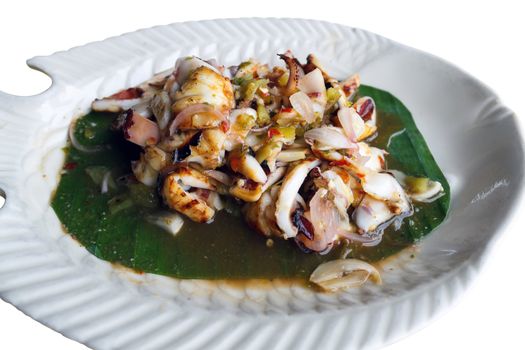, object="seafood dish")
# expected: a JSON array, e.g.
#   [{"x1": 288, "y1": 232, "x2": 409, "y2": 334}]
[{"x1": 53, "y1": 52, "x2": 449, "y2": 291}]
